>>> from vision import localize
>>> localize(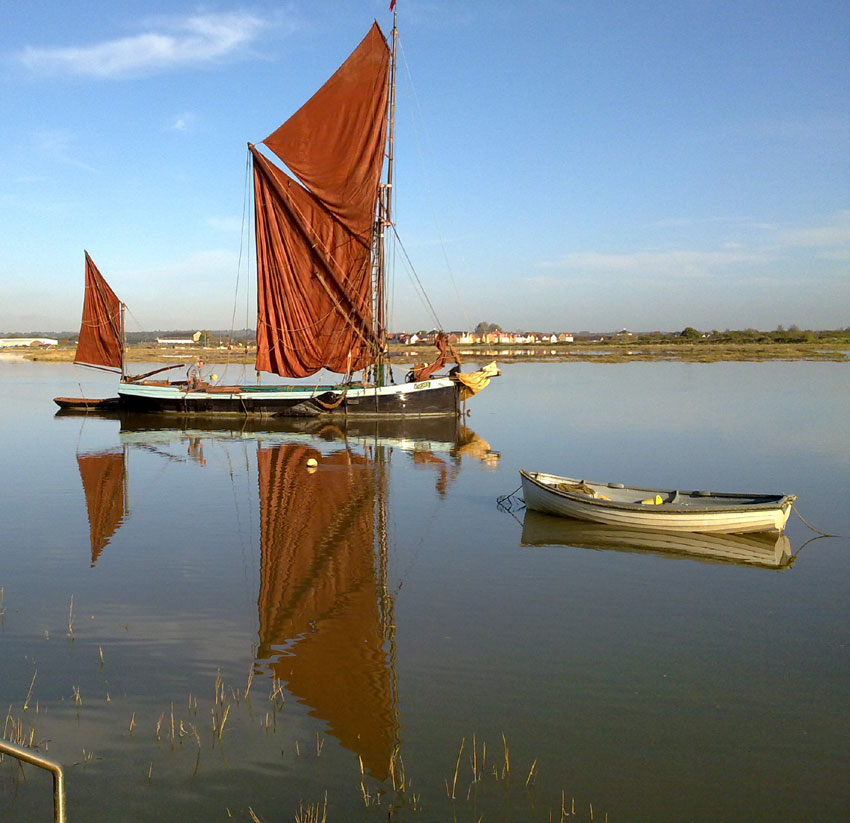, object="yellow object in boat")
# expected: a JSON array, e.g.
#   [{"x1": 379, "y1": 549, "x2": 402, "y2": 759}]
[{"x1": 640, "y1": 494, "x2": 663, "y2": 505}]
